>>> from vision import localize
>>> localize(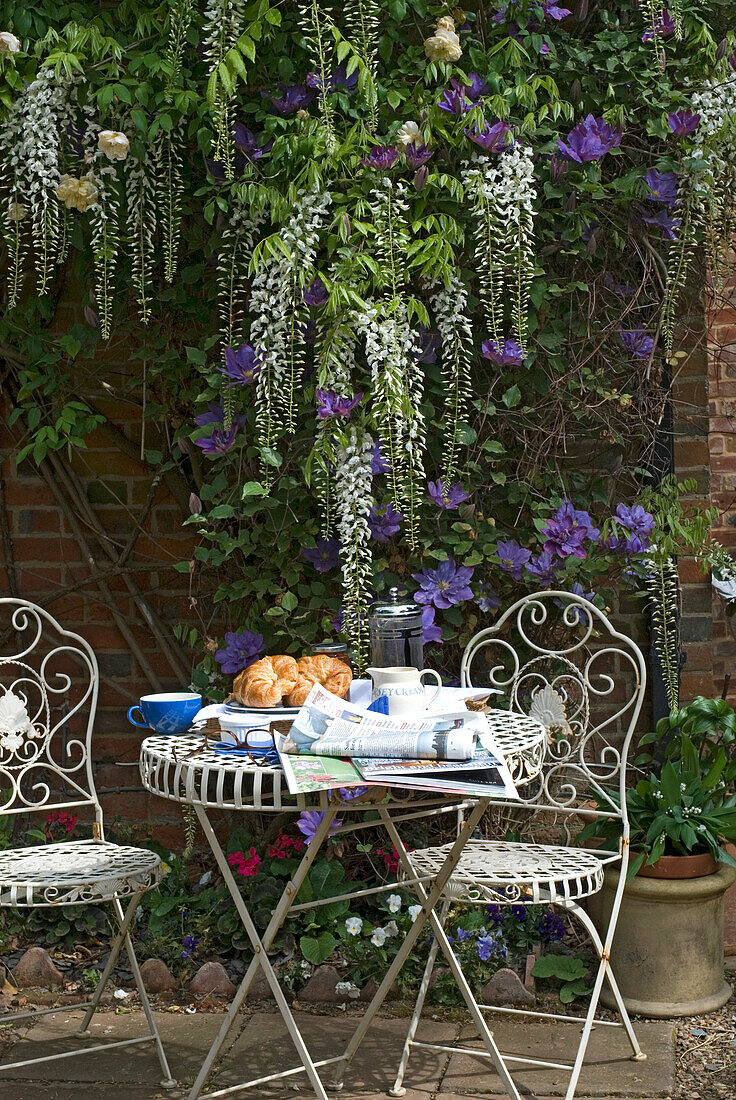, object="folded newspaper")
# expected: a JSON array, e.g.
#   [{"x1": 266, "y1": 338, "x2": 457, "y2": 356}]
[{"x1": 275, "y1": 683, "x2": 517, "y2": 799}]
